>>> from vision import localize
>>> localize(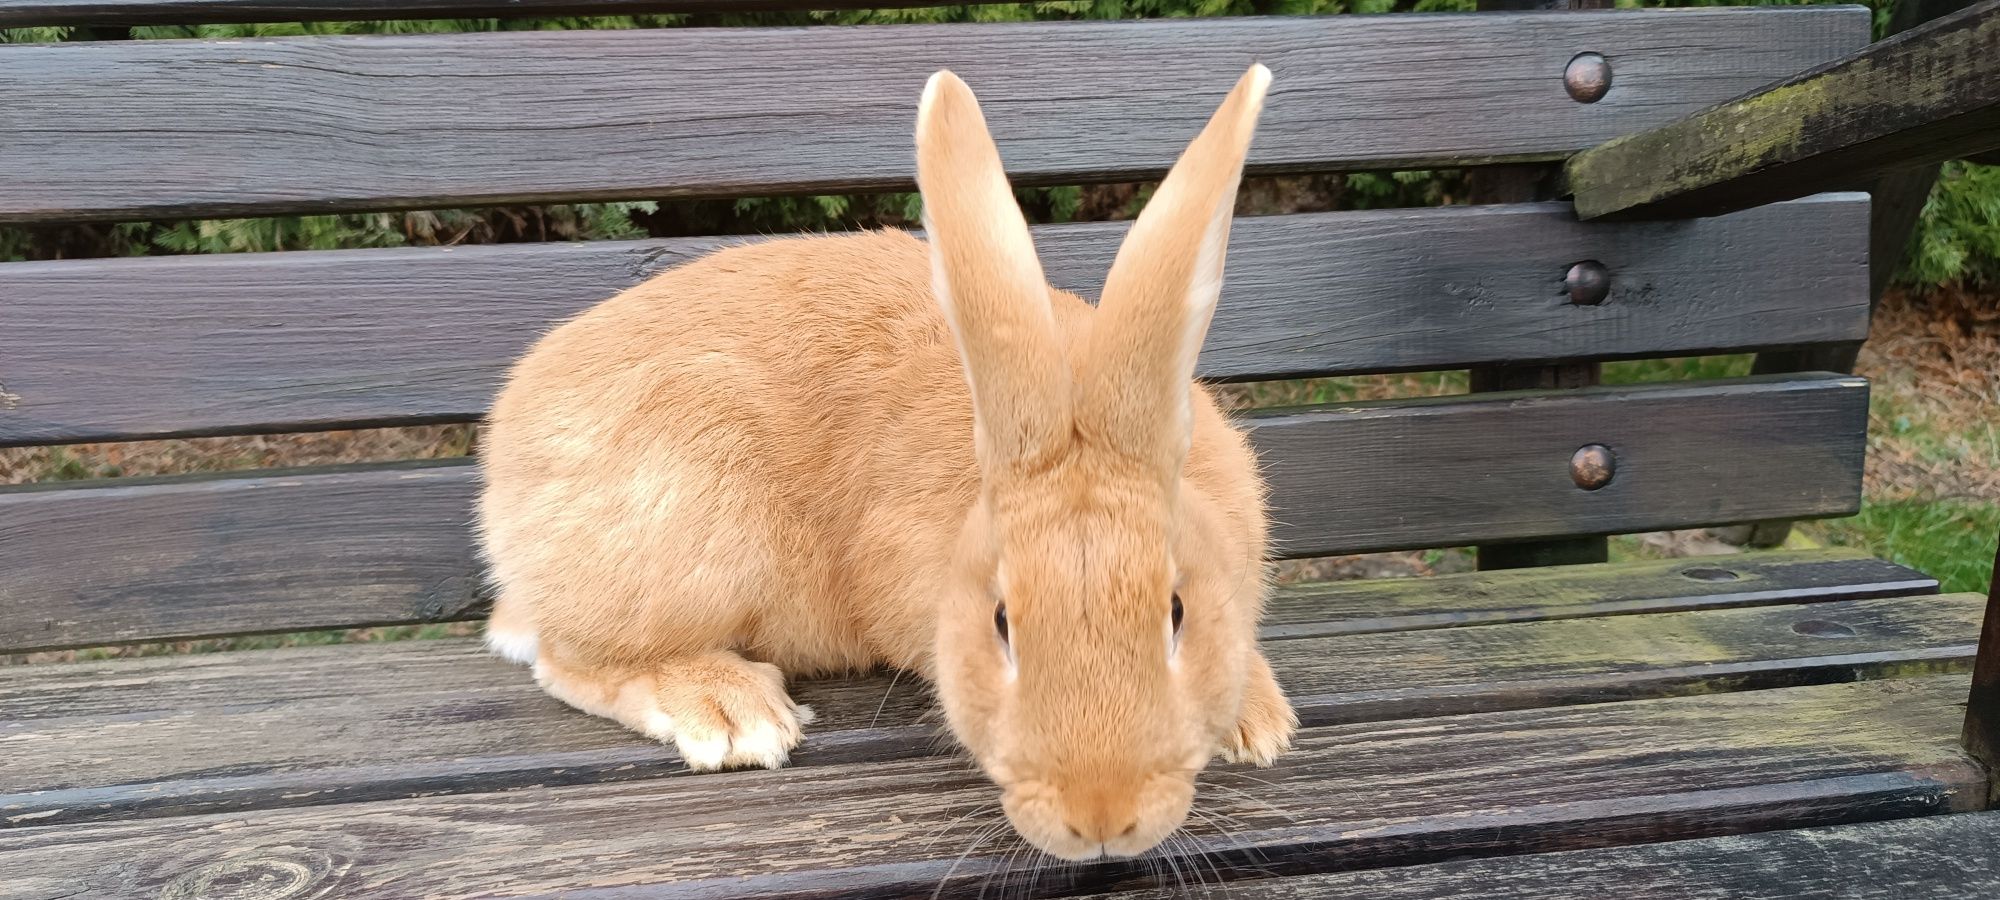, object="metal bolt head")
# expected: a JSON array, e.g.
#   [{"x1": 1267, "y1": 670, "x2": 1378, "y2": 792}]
[
  {"x1": 1565, "y1": 52, "x2": 1612, "y2": 103},
  {"x1": 1571, "y1": 444, "x2": 1615, "y2": 491},
  {"x1": 1565, "y1": 260, "x2": 1610, "y2": 306}
]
